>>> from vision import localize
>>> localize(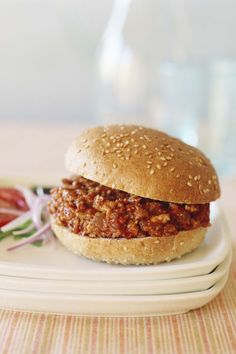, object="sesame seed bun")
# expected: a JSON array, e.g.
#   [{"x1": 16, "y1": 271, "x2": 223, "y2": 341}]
[
  {"x1": 51, "y1": 218, "x2": 207, "y2": 265},
  {"x1": 65, "y1": 125, "x2": 220, "y2": 204}
]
